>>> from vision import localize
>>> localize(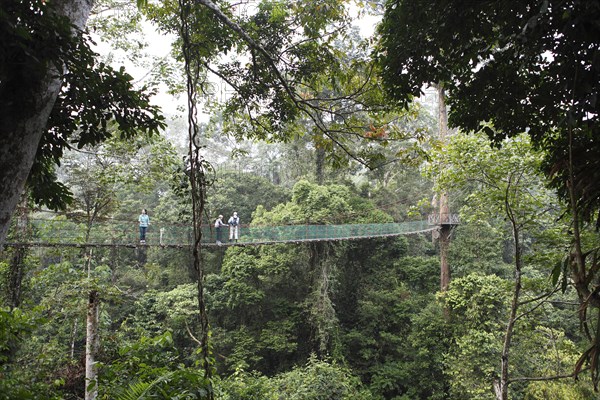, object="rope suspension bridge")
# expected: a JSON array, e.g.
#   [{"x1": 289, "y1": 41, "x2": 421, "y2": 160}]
[{"x1": 2, "y1": 217, "x2": 448, "y2": 248}]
